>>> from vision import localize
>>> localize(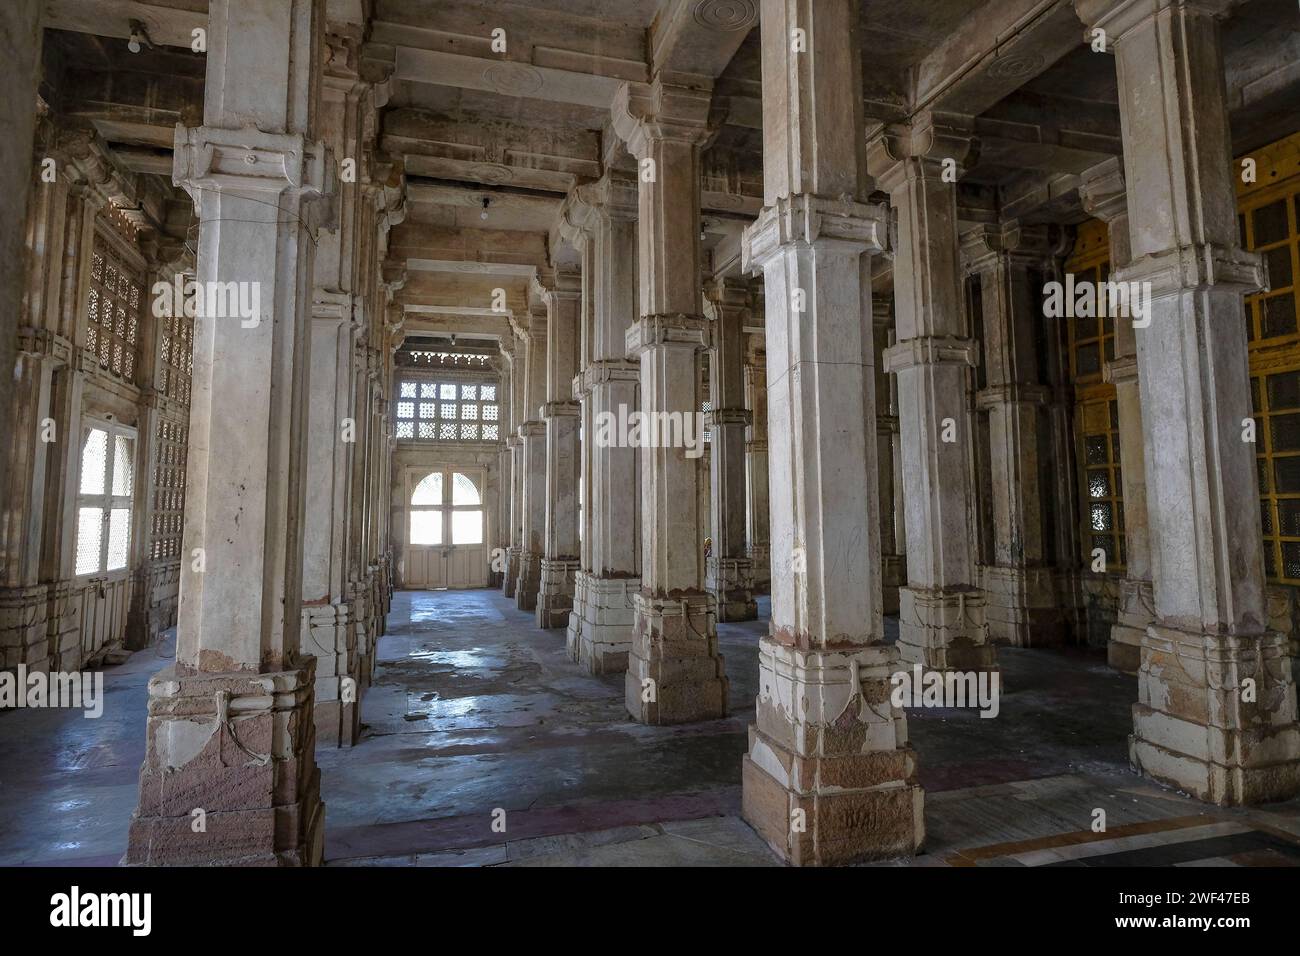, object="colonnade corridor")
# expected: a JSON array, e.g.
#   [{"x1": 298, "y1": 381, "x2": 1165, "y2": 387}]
[
  {"x1": 9, "y1": 0, "x2": 1300, "y2": 930},
  {"x1": 7, "y1": 587, "x2": 1298, "y2": 868}
]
